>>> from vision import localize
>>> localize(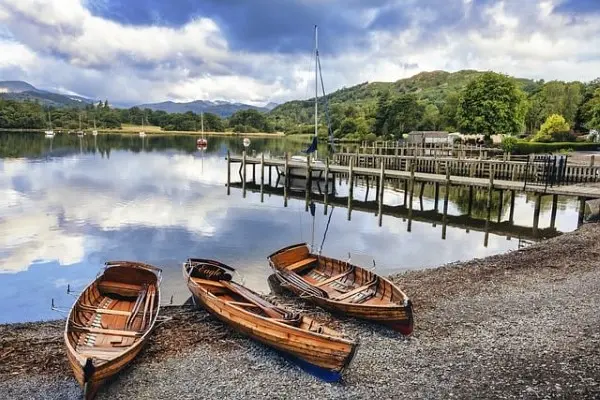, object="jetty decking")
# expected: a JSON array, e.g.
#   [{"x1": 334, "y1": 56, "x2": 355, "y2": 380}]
[{"x1": 228, "y1": 152, "x2": 600, "y2": 198}]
